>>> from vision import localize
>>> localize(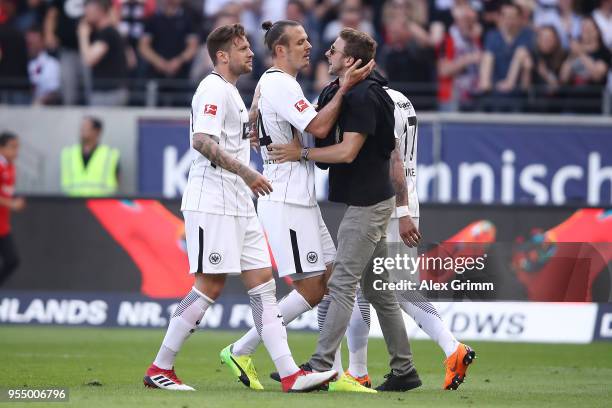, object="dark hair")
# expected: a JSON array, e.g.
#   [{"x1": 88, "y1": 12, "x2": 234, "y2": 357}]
[
  {"x1": 207, "y1": 23, "x2": 246, "y2": 65},
  {"x1": 0, "y1": 131, "x2": 18, "y2": 147},
  {"x1": 501, "y1": 2, "x2": 522, "y2": 15},
  {"x1": 339, "y1": 28, "x2": 377, "y2": 68},
  {"x1": 85, "y1": 116, "x2": 103, "y2": 132},
  {"x1": 261, "y1": 20, "x2": 301, "y2": 56},
  {"x1": 536, "y1": 25, "x2": 566, "y2": 73},
  {"x1": 85, "y1": 0, "x2": 111, "y2": 11},
  {"x1": 581, "y1": 16, "x2": 604, "y2": 48}
]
